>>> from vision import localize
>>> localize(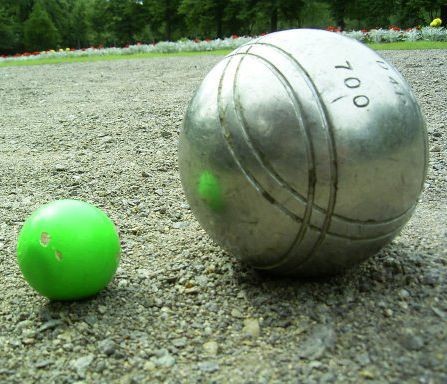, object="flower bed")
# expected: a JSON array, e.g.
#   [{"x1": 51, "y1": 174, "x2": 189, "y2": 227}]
[
  {"x1": 0, "y1": 36, "x2": 252, "y2": 63},
  {"x1": 1, "y1": 27, "x2": 446, "y2": 63},
  {"x1": 343, "y1": 26, "x2": 447, "y2": 43}
]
